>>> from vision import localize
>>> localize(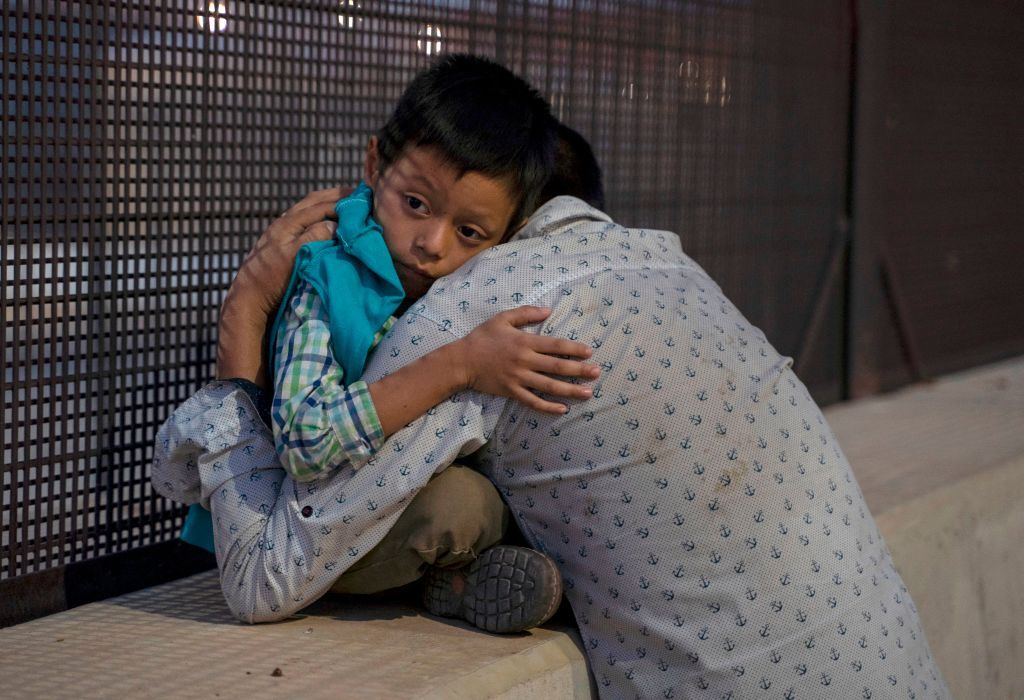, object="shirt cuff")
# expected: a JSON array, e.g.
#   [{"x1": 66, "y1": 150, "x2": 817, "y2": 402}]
[{"x1": 222, "y1": 377, "x2": 271, "y2": 427}]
